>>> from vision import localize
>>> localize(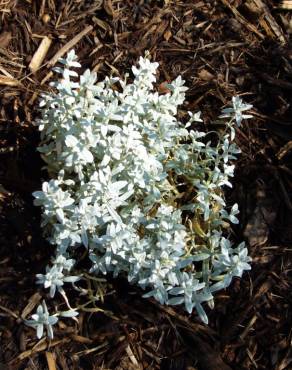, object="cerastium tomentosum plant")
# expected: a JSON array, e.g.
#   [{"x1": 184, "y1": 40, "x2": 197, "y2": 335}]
[{"x1": 26, "y1": 50, "x2": 252, "y2": 338}]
